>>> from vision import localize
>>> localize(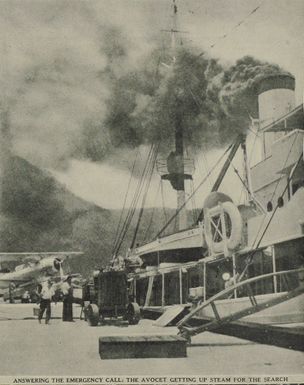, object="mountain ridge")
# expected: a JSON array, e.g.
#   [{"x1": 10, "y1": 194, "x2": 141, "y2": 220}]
[{"x1": 0, "y1": 155, "x2": 184, "y2": 277}]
